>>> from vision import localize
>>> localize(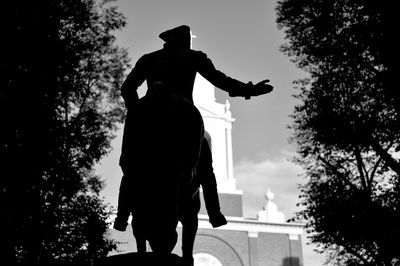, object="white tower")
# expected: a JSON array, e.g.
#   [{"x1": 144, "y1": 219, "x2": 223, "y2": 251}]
[{"x1": 193, "y1": 74, "x2": 242, "y2": 195}]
